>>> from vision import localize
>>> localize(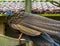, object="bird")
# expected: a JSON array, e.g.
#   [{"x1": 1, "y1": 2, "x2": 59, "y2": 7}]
[
  {"x1": 6, "y1": 12, "x2": 60, "y2": 46},
  {"x1": 7, "y1": 12, "x2": 60, "y2": 37}
]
